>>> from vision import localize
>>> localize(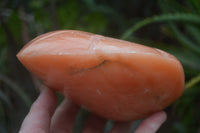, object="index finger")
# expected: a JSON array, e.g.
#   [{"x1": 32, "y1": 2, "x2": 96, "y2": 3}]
[{"x1": 19, "y1": 86, "x2": 57, "y2": 133}]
